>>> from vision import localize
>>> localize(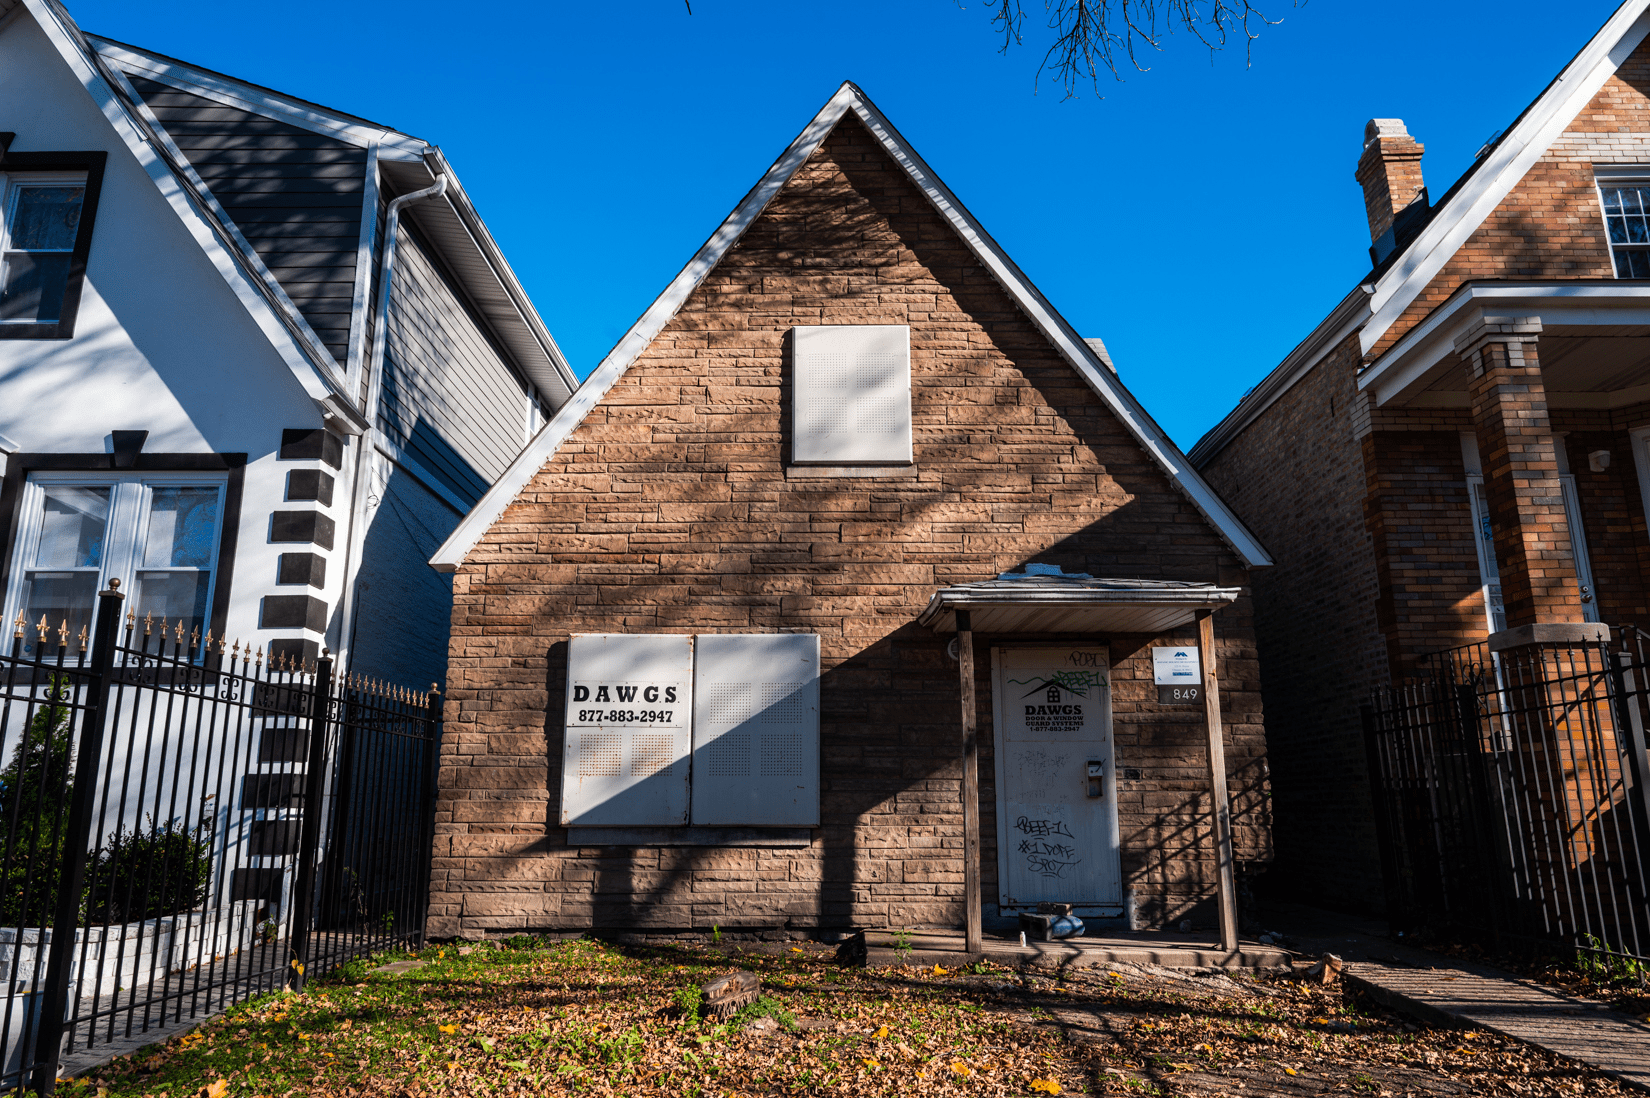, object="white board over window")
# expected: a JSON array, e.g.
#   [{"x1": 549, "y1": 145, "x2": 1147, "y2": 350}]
[
  {"x1": 561, "y1": 633, "x2": 694, "y2": 826},
  {"x1": 792, "y1": 325, "x2": 912, "y2": 464},
  {"x1": 692, "y1": 633, "x2": 820, "y2": 826}
]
